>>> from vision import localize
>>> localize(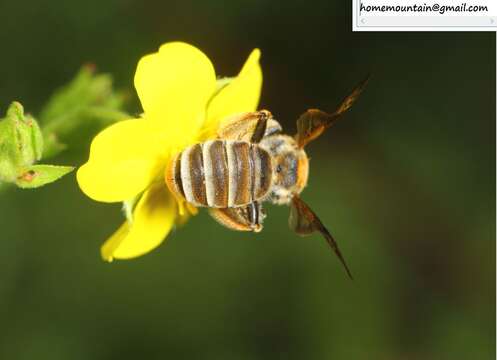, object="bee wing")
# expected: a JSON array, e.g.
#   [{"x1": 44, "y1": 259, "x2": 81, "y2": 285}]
[
  {"x1": 216, "y1": 110, "x2": 280, "y2": 143},
  {"x1": 289, "y1": 196, "x2": 353, "y2": 279},
  {"x1": 295, "y1": 75, "x2": 370, "y2": 148}
]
